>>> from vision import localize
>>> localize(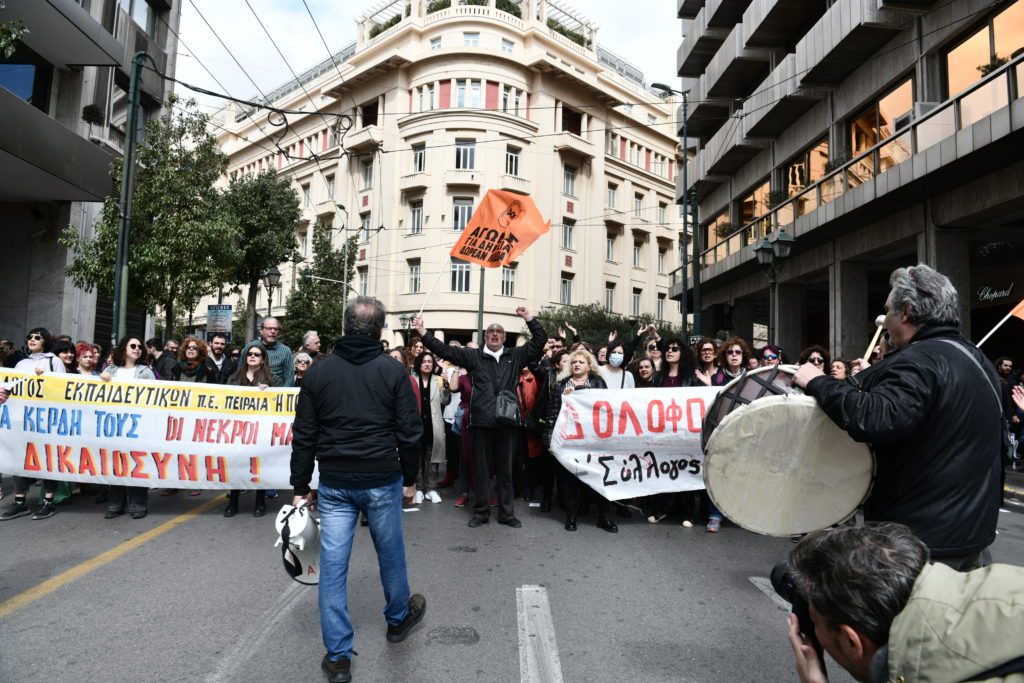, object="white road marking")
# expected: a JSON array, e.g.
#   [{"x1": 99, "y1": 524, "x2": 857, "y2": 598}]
[
  {"x1": 205, "y1": 581, "x2": 307, "y2": 683},
  {"x1": 517, "y1": 585, "x2": 565, "y2": 683},
  {"x1": 749, "y1": 576, "x2": 792, "y2": 612}
]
